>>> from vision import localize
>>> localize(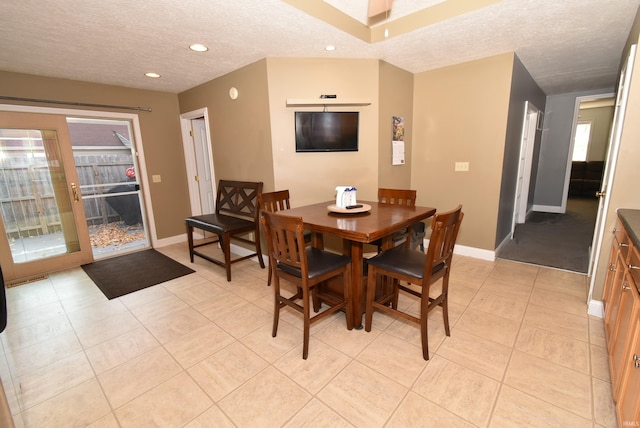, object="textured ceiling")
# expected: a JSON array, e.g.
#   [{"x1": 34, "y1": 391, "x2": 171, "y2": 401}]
[{"x1": 0, "y1": 0, "x2": 638, "y2": 95}]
